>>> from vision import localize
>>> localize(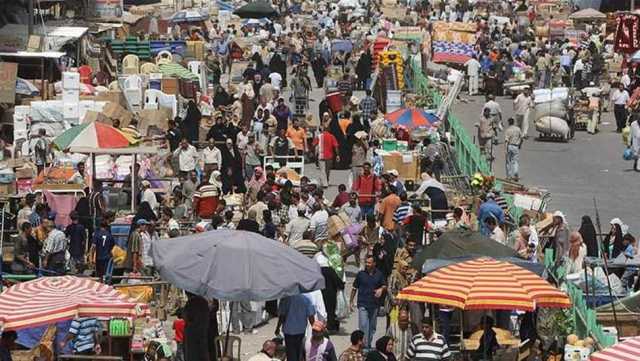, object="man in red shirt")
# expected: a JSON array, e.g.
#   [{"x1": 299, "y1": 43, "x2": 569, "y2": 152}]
[
  {"x1": 173, "y1": 309, "x2": 185, "y2": 361},
  {"x1": 352, "y1": 162, "x2": 381, "y2": 219},
  {"x1": 313, "y1": 125, "x2": 339, "y2": 188}
]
